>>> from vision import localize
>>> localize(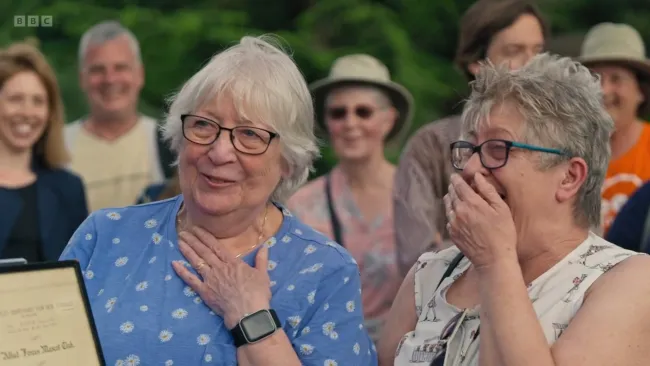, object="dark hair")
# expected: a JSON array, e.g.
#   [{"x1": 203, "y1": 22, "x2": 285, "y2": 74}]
[{"x1": 455, "y1": 0, "x2": 550, "y2": 81}]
